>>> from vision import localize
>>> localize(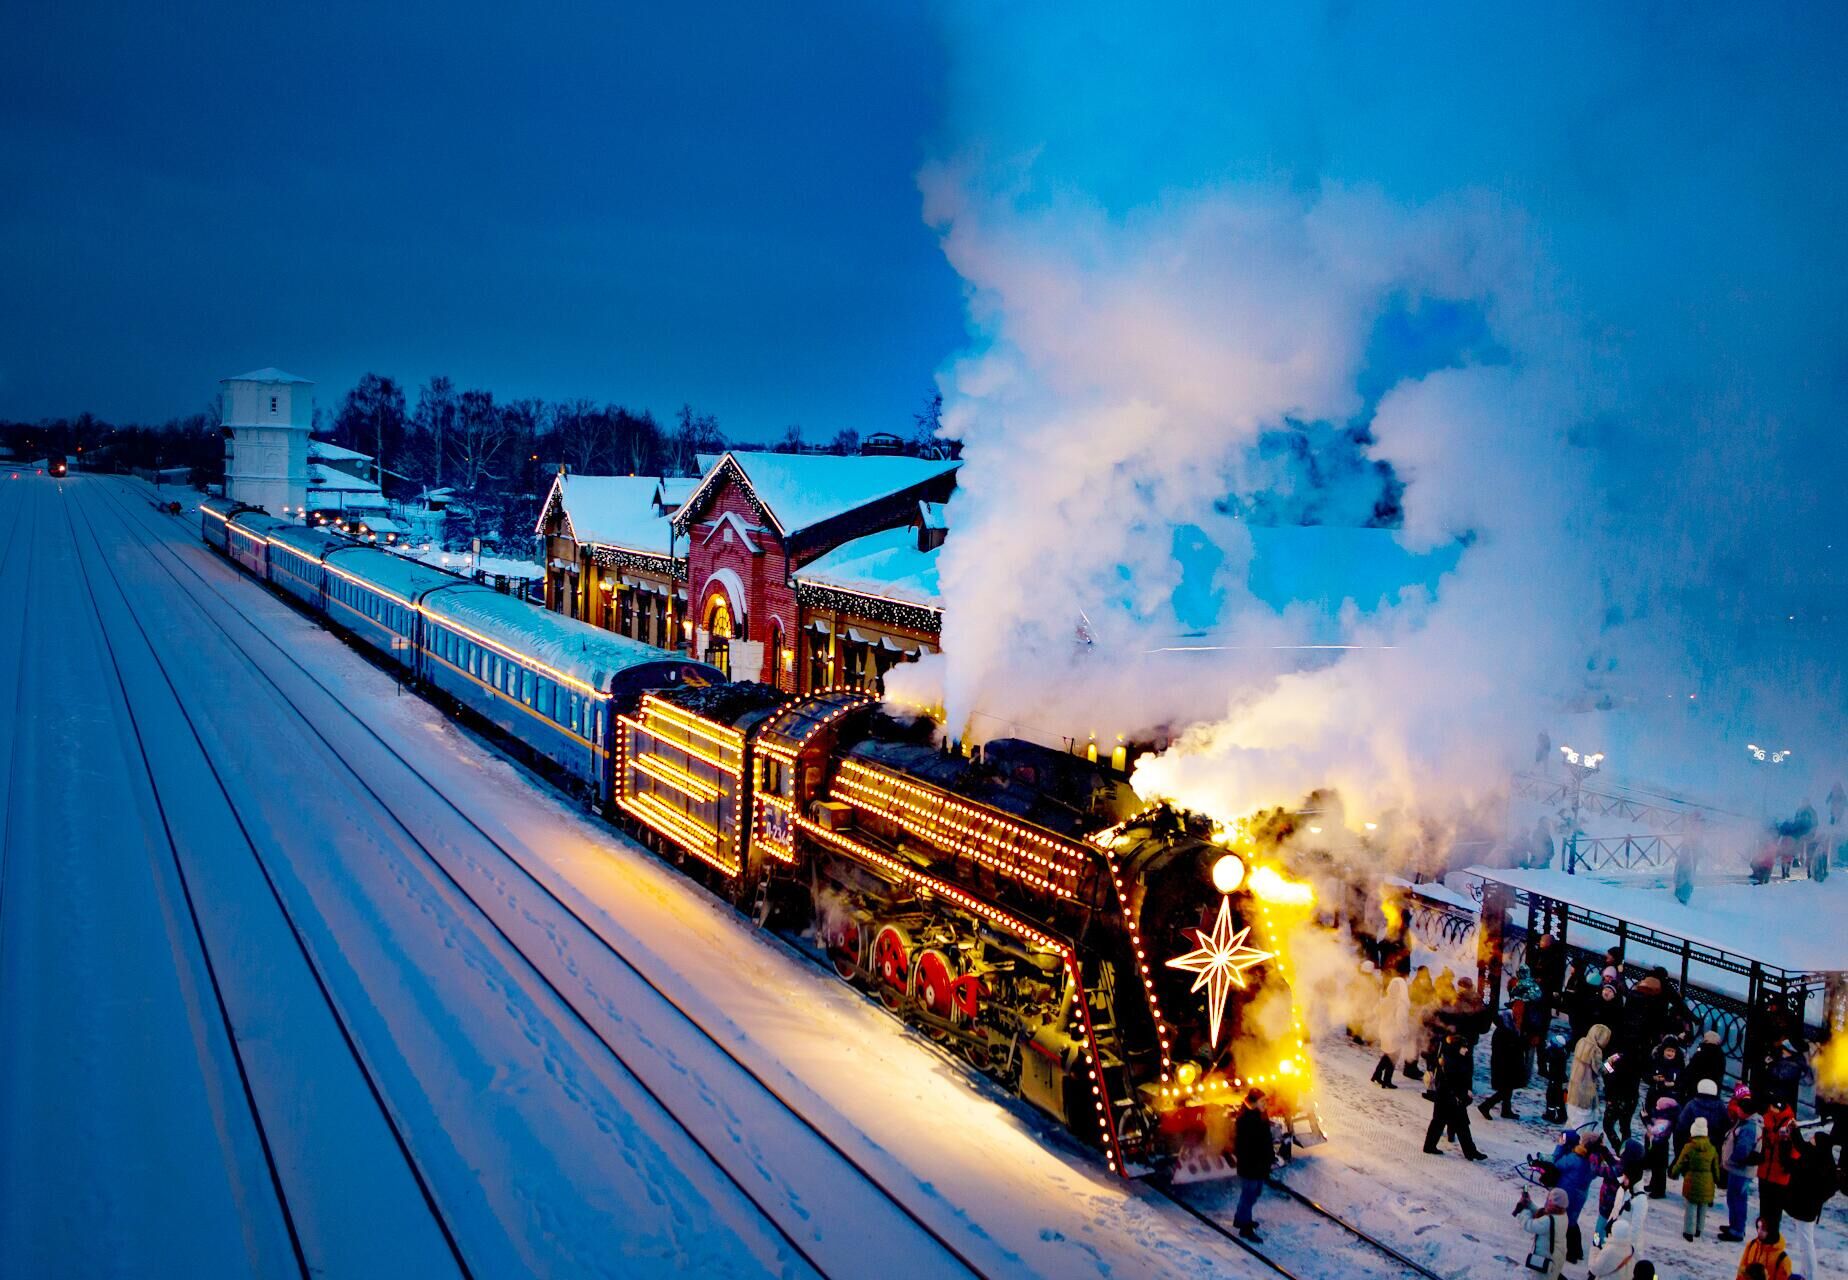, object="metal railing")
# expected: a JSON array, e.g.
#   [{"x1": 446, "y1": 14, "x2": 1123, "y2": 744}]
[{"x1": 1565, "y1": 833, "x2": 1681, "y2": 874}]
